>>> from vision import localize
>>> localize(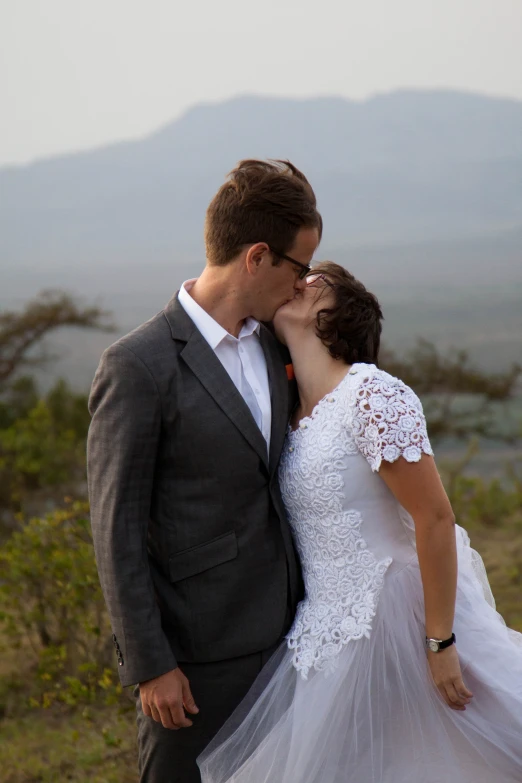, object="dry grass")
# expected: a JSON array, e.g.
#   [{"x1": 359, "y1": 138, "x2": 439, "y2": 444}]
[
  {"x1": 470, "y1": 525, "x2": 522, "y2": 632},
  {"x1": 0, "y1": 703, "x2": 138, "y2": 783}
]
